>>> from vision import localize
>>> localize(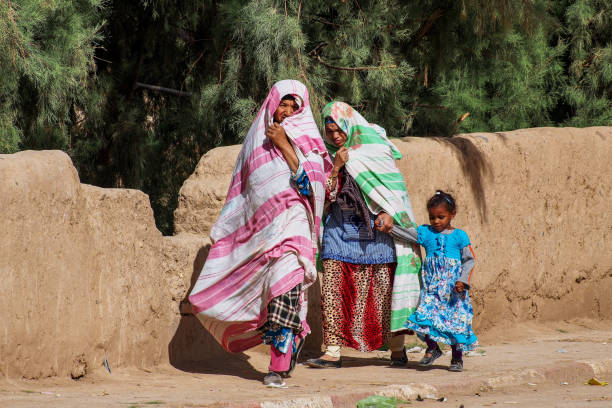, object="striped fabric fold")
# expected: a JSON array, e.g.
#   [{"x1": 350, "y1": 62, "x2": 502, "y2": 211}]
[
  {"x1": 322, "y1": 101, "x2": 422, "y2": 332},
  {"x1": 189, "y1": 80, "x2": 332, "y2": 352}
]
